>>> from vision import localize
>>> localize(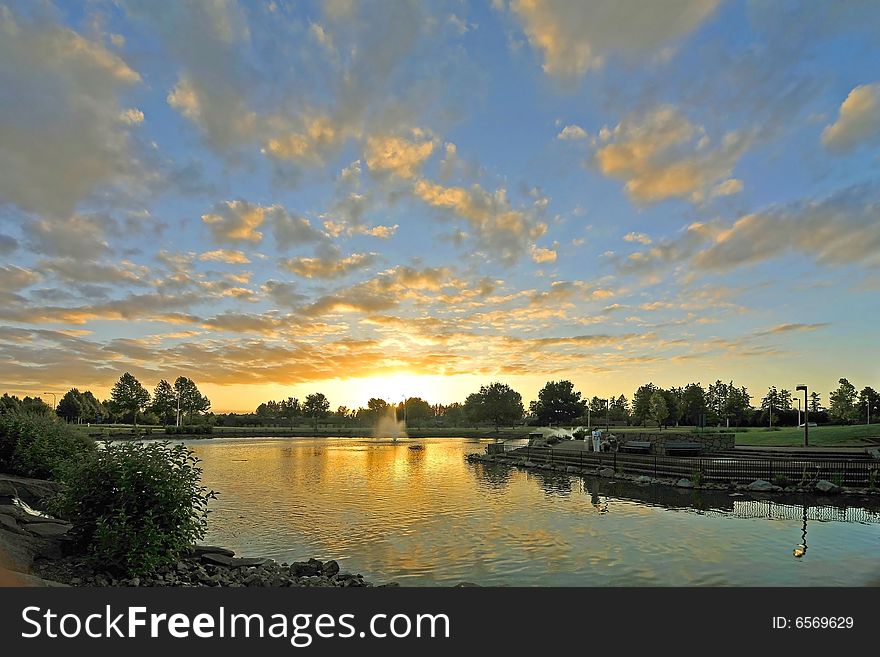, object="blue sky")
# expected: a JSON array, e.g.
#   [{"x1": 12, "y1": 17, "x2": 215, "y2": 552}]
[{"x1": 0, "y1": 0, "x2": 878, "y2": 411}]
